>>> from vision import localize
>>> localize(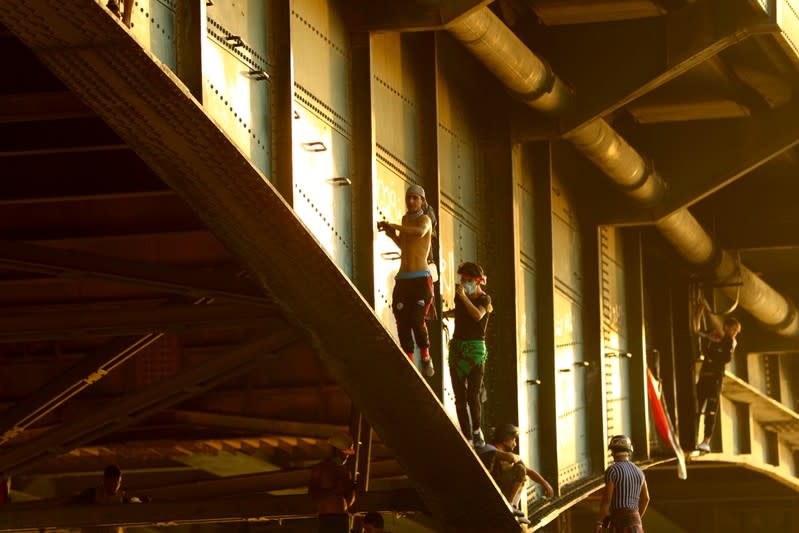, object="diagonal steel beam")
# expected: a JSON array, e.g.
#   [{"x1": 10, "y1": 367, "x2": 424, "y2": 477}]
[
  {"x1": 0, "y1": 2, "x2": 522, "y2": 530},
  {"x1": 0, "y1": 328, "x2": 300, "y2": 474},
  {"x1": 0, "y1": 239, "x2": 268, "y2": 305},
  {"x1": 0, "y1": 334, "x2": 160, "y2": 445}
]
